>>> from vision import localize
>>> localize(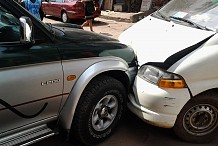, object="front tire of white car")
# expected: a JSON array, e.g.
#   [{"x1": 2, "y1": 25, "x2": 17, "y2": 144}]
[
  {"x1": 173, "y1": 92, "x2": 218, "y2": 143},
  {"x1": 71, "y1": 75, "x2": 126, "y2": 145}
]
